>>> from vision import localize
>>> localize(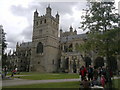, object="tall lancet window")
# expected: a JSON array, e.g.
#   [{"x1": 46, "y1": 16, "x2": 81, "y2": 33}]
[{"x1": 36, "y1": 42, "x2": 43, "y2": 54}]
